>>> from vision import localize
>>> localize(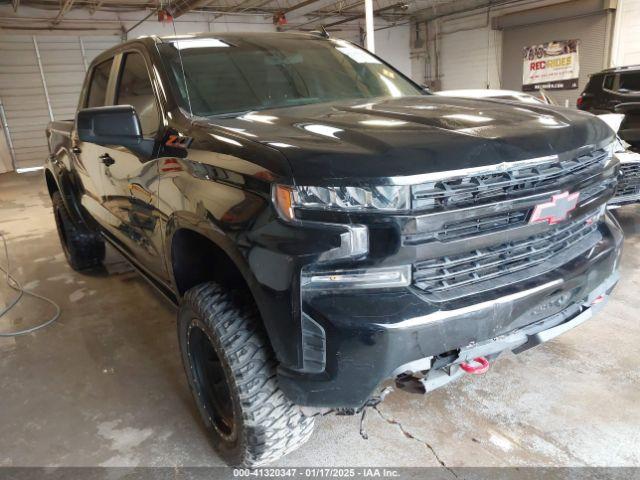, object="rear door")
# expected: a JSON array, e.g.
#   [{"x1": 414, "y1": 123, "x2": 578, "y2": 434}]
[
  {"x1": 600, "y1": 73, "x2": 620, "y2": 112},
  {"x1": 600, "y1": 71, "x2": 640, "y2": 113},
  {"x1": 96, "y1": 50, "x2": 168, "y2": 282}
]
